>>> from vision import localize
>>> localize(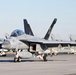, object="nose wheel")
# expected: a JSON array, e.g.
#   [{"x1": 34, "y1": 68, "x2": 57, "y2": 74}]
[{"x1": 14, "y1": 49, "x2": 22, "y2": 62}]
